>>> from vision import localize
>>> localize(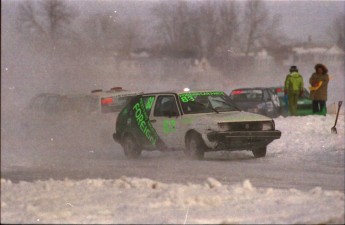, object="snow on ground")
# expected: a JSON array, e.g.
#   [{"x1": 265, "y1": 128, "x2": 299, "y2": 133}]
[
  {"x1": 1, "y1": 177, "x2": 344, "y2": 224},
  {"x1": 270, "y1": 114, "x2": 345, "y2": 157},
  {"x1": 1, "y1": 113, "x2": 344, "y2": 224}
]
